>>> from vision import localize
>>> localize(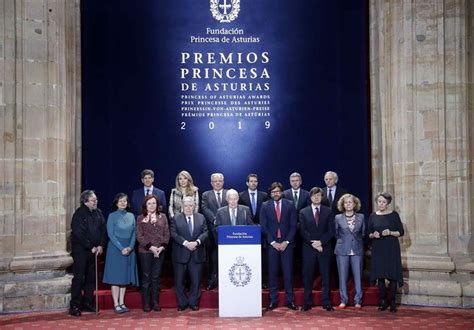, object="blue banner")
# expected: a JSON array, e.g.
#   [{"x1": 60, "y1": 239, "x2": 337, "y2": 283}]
[{"x1": 218, "y1": 225, "x2": 261, "y2": 245}]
